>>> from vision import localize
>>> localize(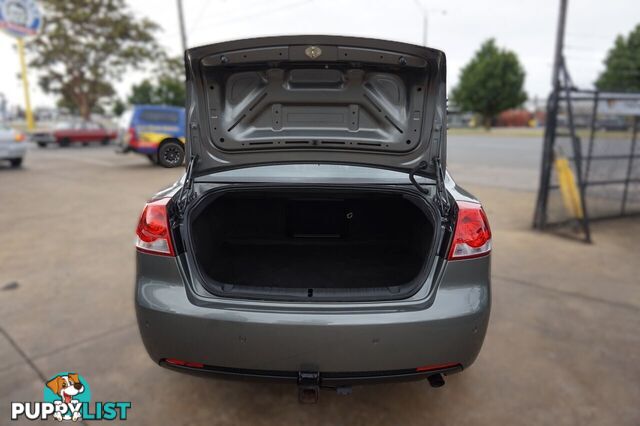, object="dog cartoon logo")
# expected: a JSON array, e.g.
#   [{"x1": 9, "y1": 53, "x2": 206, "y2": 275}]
[
  {"x1": 44, "y1": 373, "x2": 89, "y2": 422},
  {"x1": 11, "y1": 371, "x2": 130, "y2": 421}
]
